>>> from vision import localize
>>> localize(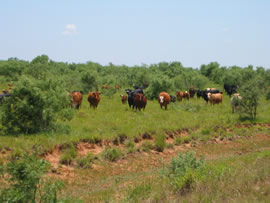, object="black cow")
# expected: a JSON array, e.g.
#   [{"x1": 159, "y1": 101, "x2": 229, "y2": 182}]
[
  {"x1": 196, "y1": 90, "x2": 202, "y2": 99},
  {"x1": 170, "y1": 95, "x2": 176, "y2": 102},
  {"x1": 224, "y1": 84, "x2": 237, "y2": 97},
  {"x1": 189, "y1": 87, "x2": 196, "y2": 98},
  {"x1": 125, "y1": 88, "x2": 144, "y2": 109}
]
